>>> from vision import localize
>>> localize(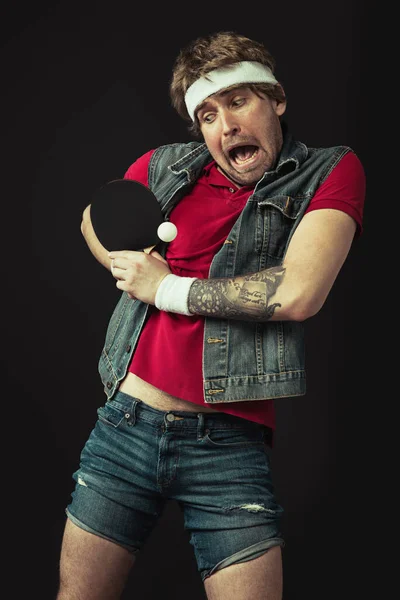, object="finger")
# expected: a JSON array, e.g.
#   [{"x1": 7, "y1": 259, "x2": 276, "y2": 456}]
[
  {"x1": 116, "y1": 280, "x2": 129, "y2": 291},
  {"x1": 111, "y1": 258, "x2": 130, "y2": 273},
  {"x1": 110, "y1": 258, "x2": 124, "y2": 275},
  {"x1": 111, "y1": 260, "x2": 126, "y2": 280},
  {"x1": 108, "y1": 250, "x2": 141, "y2": 259}
]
